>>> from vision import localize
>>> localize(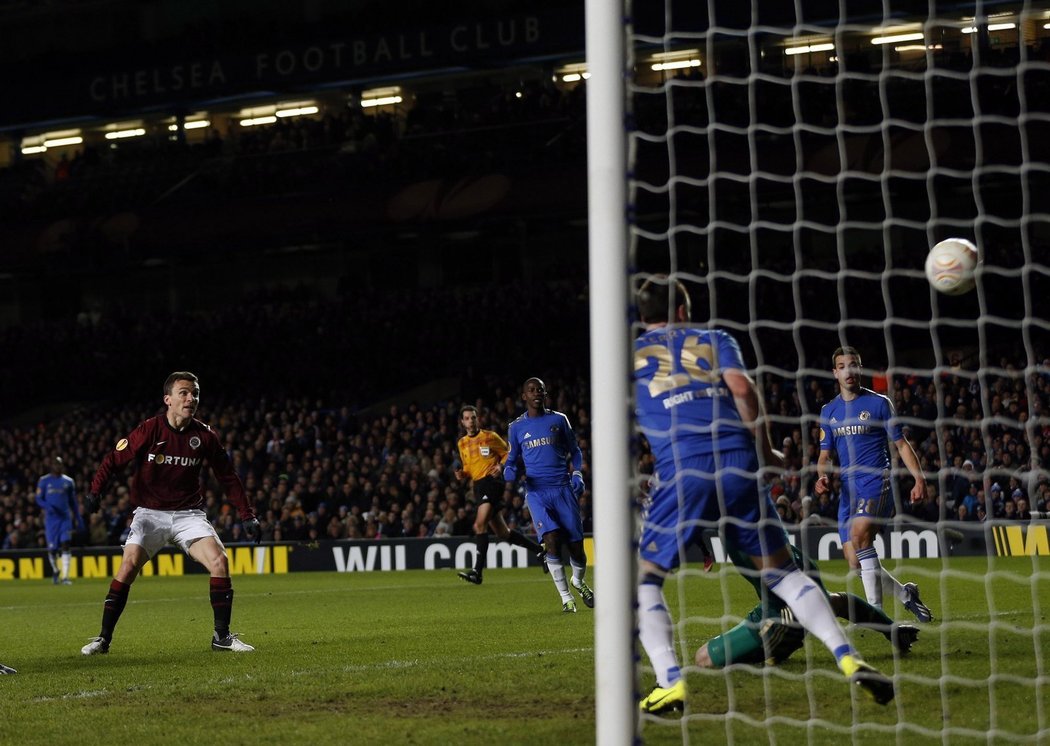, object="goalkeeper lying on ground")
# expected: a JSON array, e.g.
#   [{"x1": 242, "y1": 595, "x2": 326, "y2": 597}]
[{"x1": 696, "y1": 535, "x2": 919, "y2": 669}]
